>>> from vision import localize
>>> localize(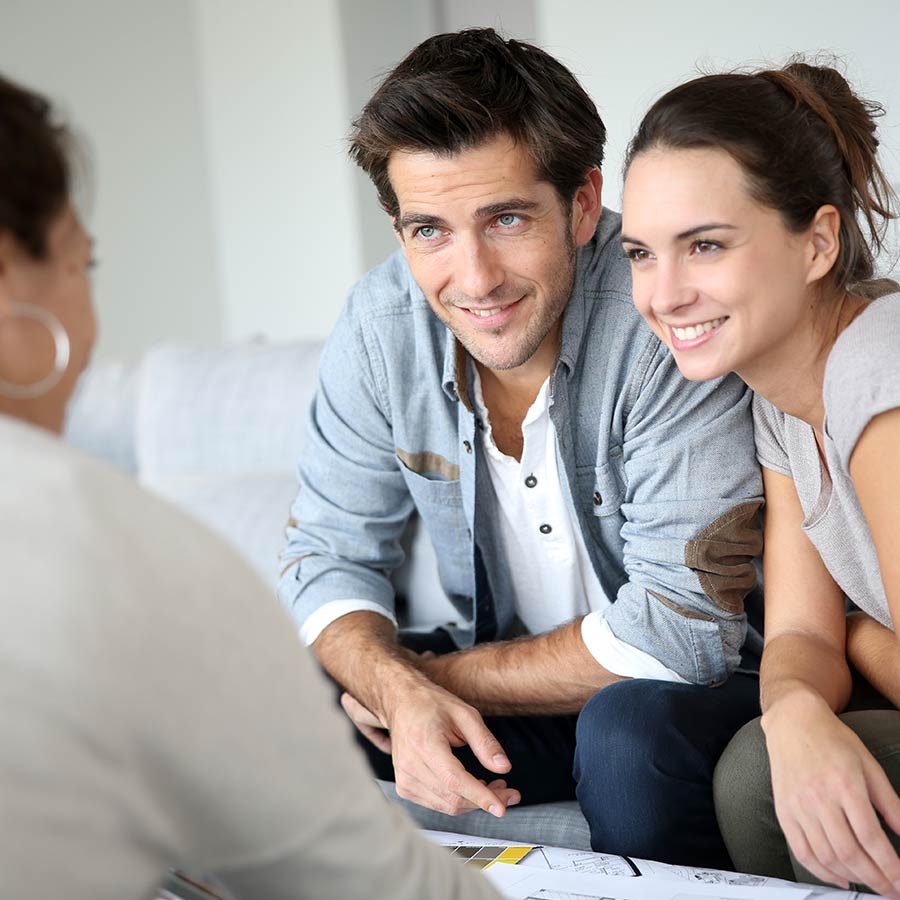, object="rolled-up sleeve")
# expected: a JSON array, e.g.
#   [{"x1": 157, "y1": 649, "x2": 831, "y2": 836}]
[
  {"x1": 277, "y1": 300, "x2": 413, "y2": 633},
  {"x1": 603, "y1": 346, "x2": 763, "y2": 685}
]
